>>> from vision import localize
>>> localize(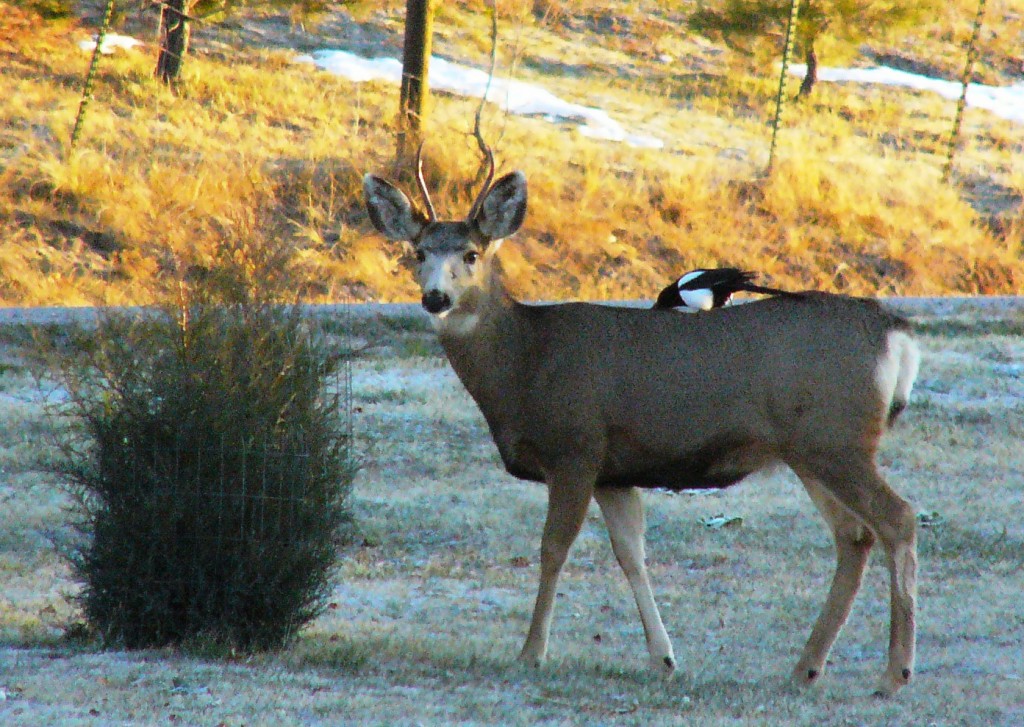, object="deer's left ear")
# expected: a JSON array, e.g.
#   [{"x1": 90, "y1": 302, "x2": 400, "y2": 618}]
[
  {"x1": 363, "y1": 174, "x2": 427, "y2": 242},
  {"x1": 473, "y1": 171, "x2": 527, "y2": 241}
]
